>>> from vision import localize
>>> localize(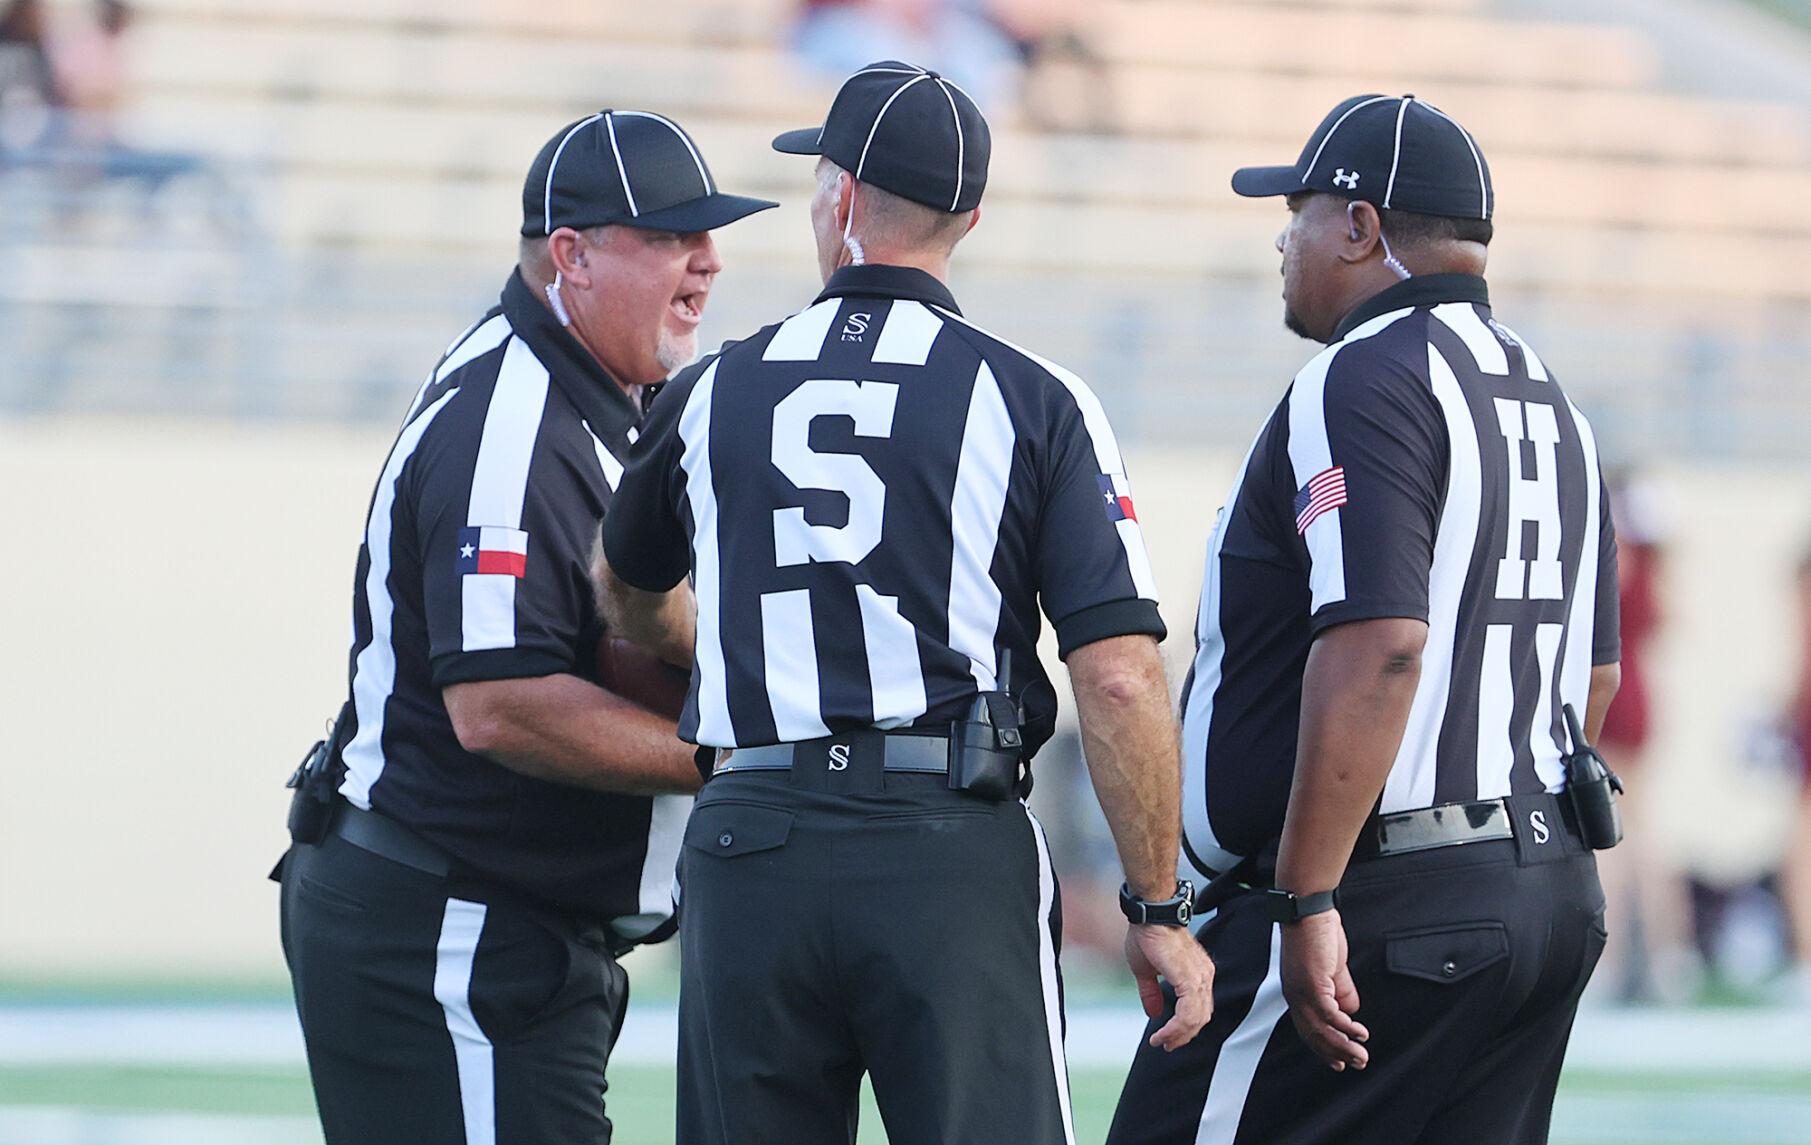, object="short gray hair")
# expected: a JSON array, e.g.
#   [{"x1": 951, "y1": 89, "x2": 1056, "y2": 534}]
[{"x1": 821, "y1": 159, "x2": 972, "y2": 253}]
